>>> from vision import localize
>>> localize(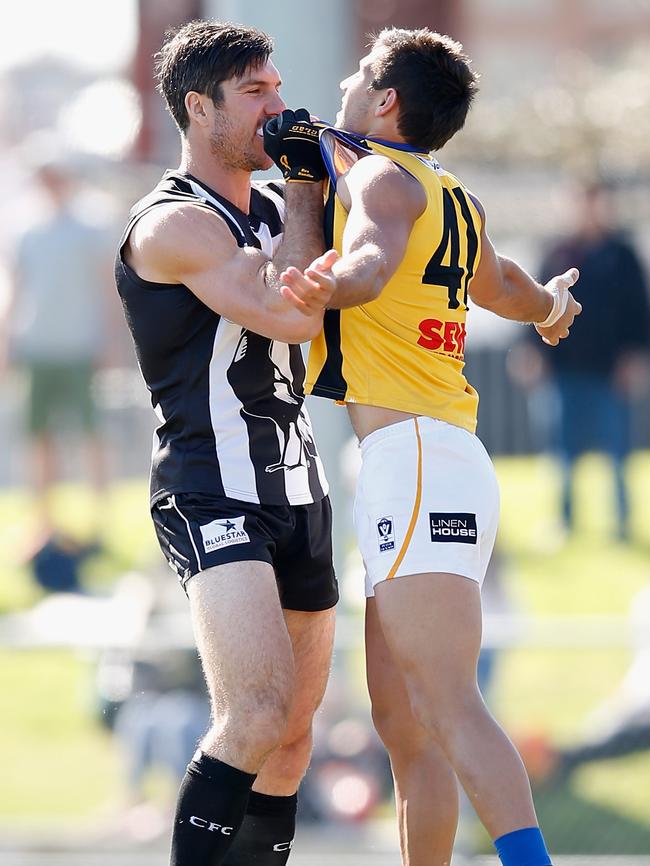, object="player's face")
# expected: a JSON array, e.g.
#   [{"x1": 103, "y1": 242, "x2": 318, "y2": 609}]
[
  {"x1": 336, "y1": 49, "x2": 383, "y2": 133},
  {"x1": 210, "y1": 59, "x2": 285, "y2": 171}
]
